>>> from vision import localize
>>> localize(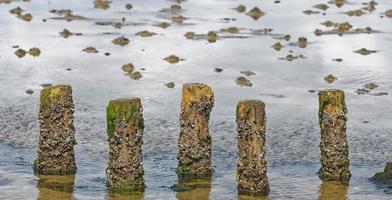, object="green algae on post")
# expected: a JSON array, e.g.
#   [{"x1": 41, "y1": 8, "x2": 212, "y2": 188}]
[
  {"x1": 236, "y1": 100, "x2": 269, "y2": 196},
  {"x1": 318, "y1": 90, "x2": 351, "y2": 182},
  {"x1": 177, "y1": 83, "x2": 214, "y2": 177},
  {"x1": 34, "y1": 85, "x2": 77, "y2": 175},
  {"x1": 106, "y1": 98, "x2": 145, "y2": 192},
  {"x1": 371, "y1": 162, "x2": 392, "y2": 184}
]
